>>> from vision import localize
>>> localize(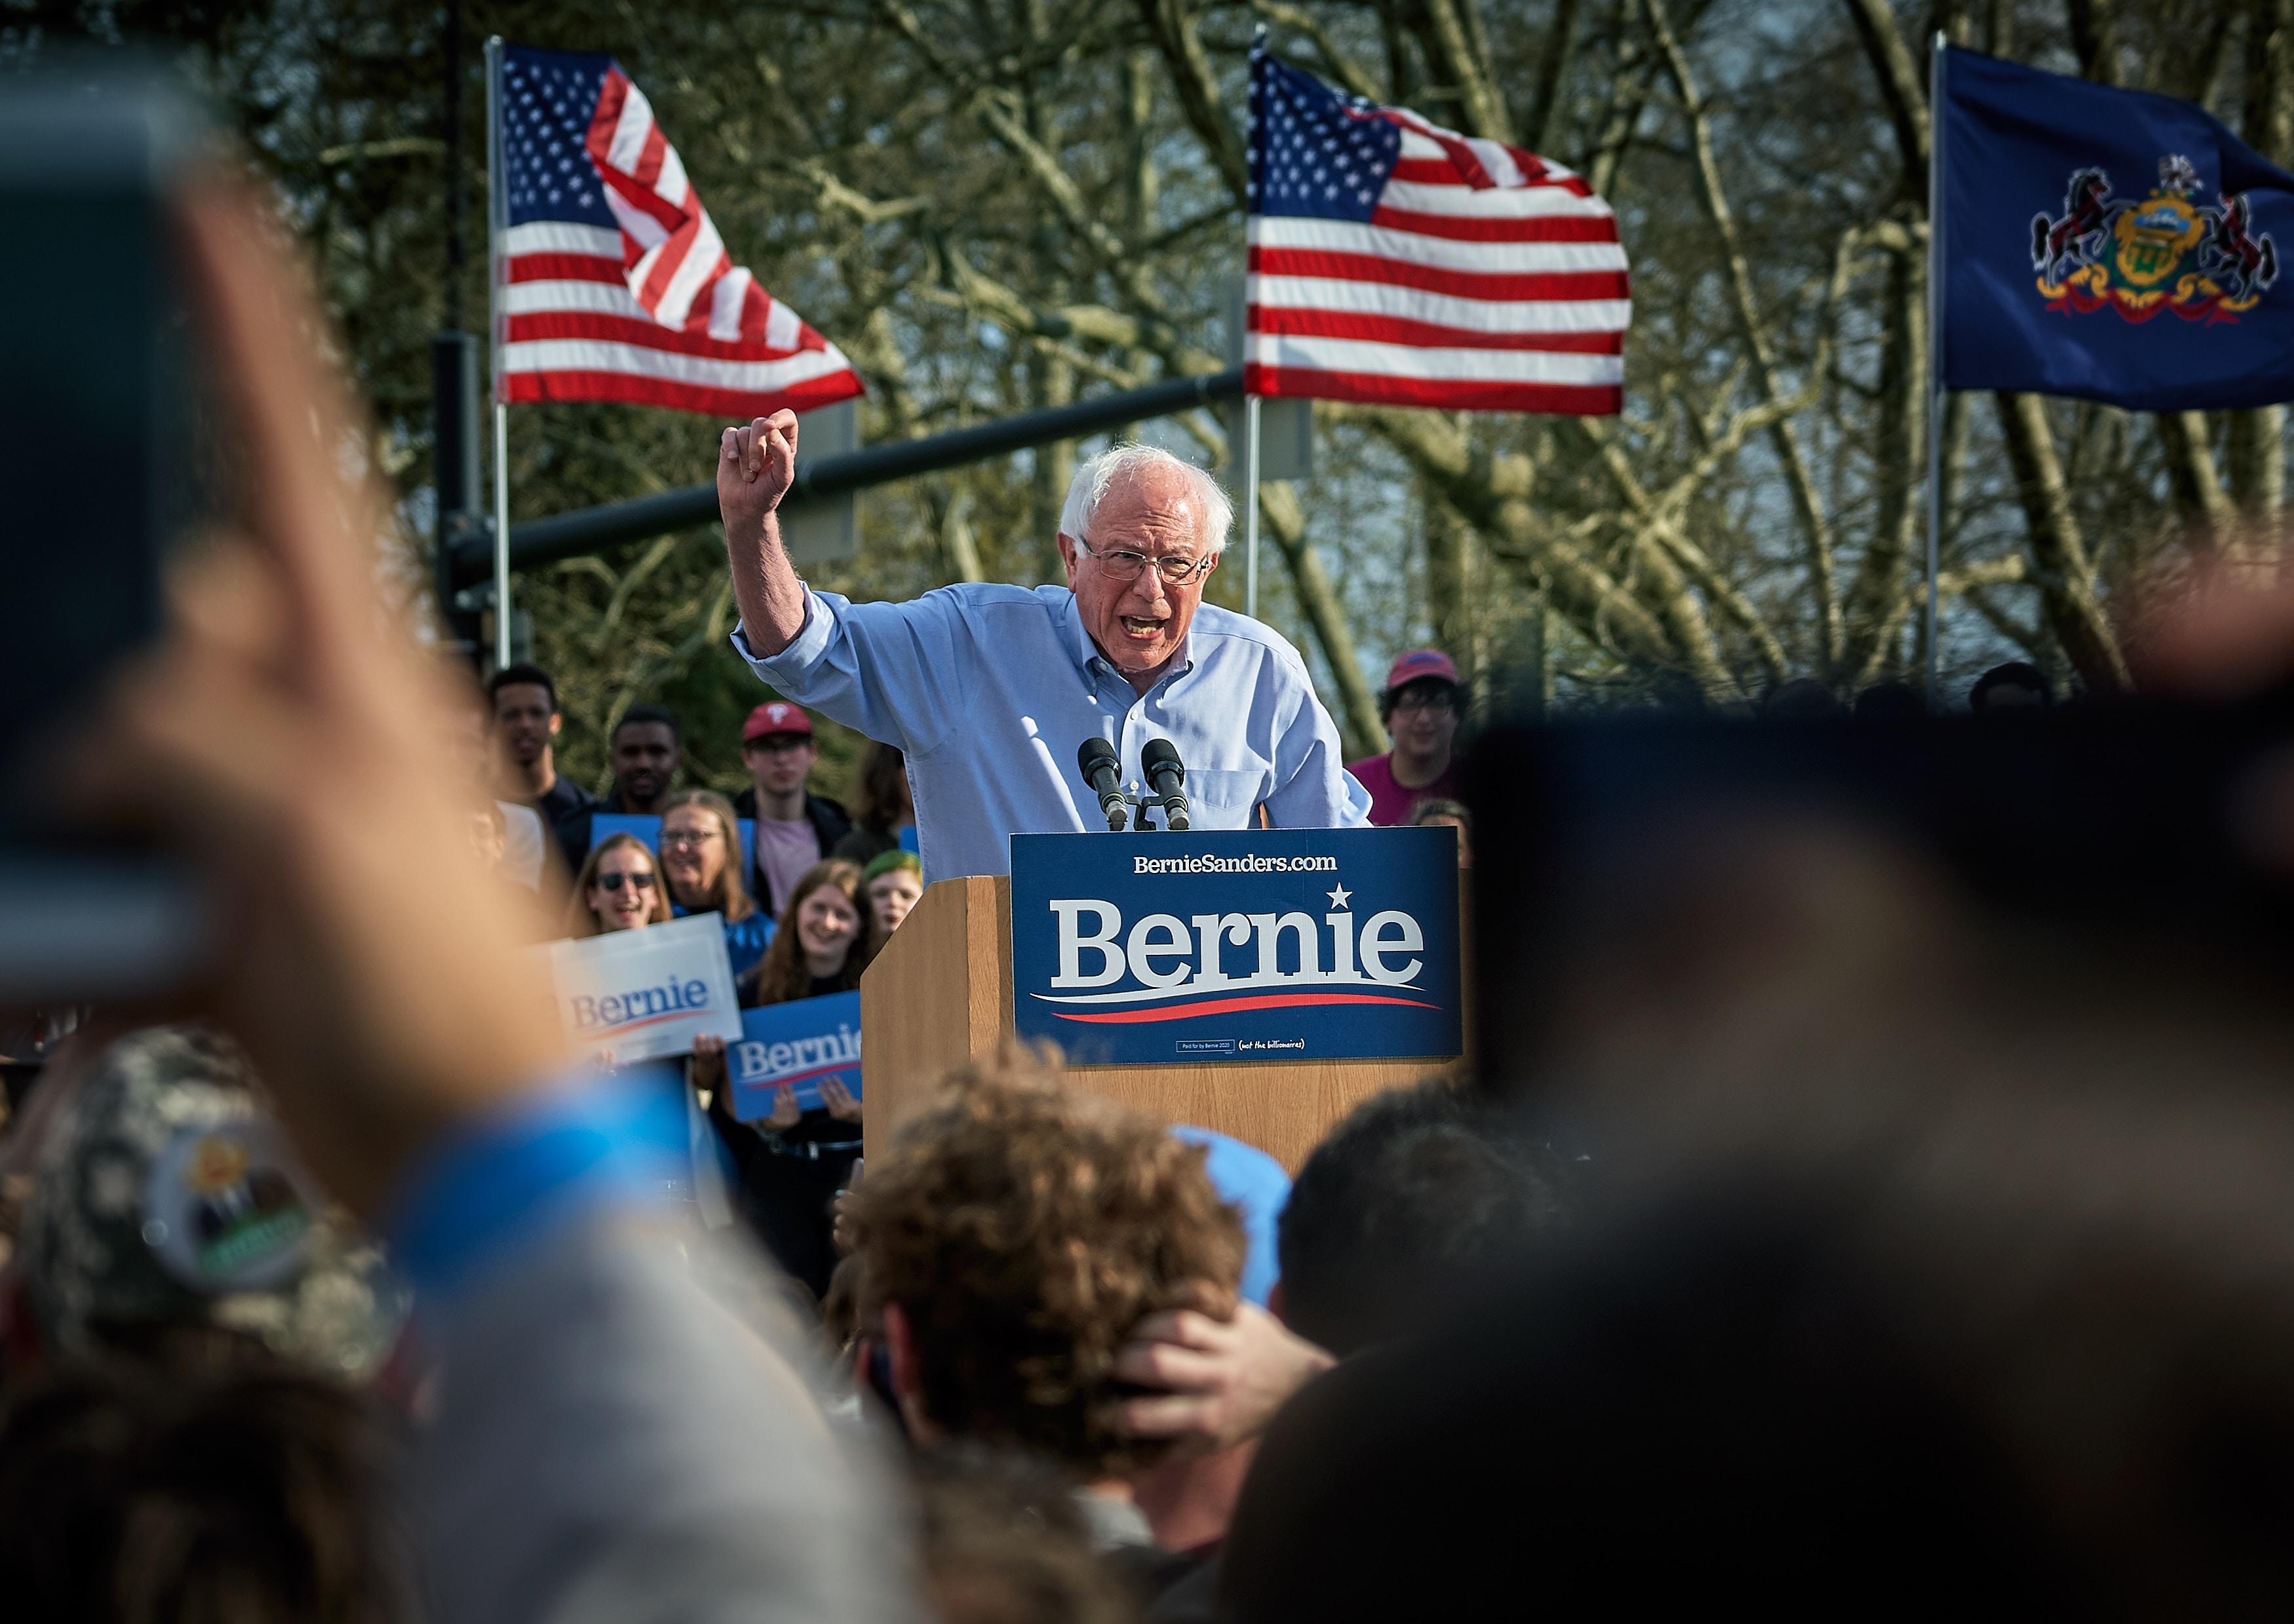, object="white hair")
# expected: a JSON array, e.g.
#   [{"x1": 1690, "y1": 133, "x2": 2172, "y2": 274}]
[{"x1": 1057, "y1": 442, "x2": 1235, "y2": 559}]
